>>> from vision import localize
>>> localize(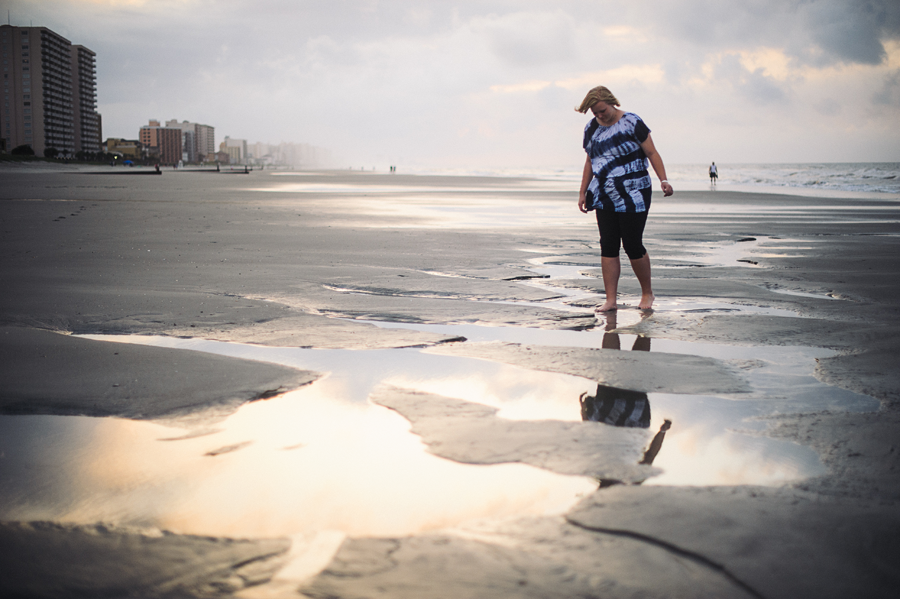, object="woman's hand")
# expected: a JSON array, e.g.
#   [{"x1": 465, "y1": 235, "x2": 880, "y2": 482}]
[
  {"x1": 661, "y1": 181, "x2": 673, "y2": 197},
  {"x1": 579, "y1": 155, "x2": 592, "y2": 213}
]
